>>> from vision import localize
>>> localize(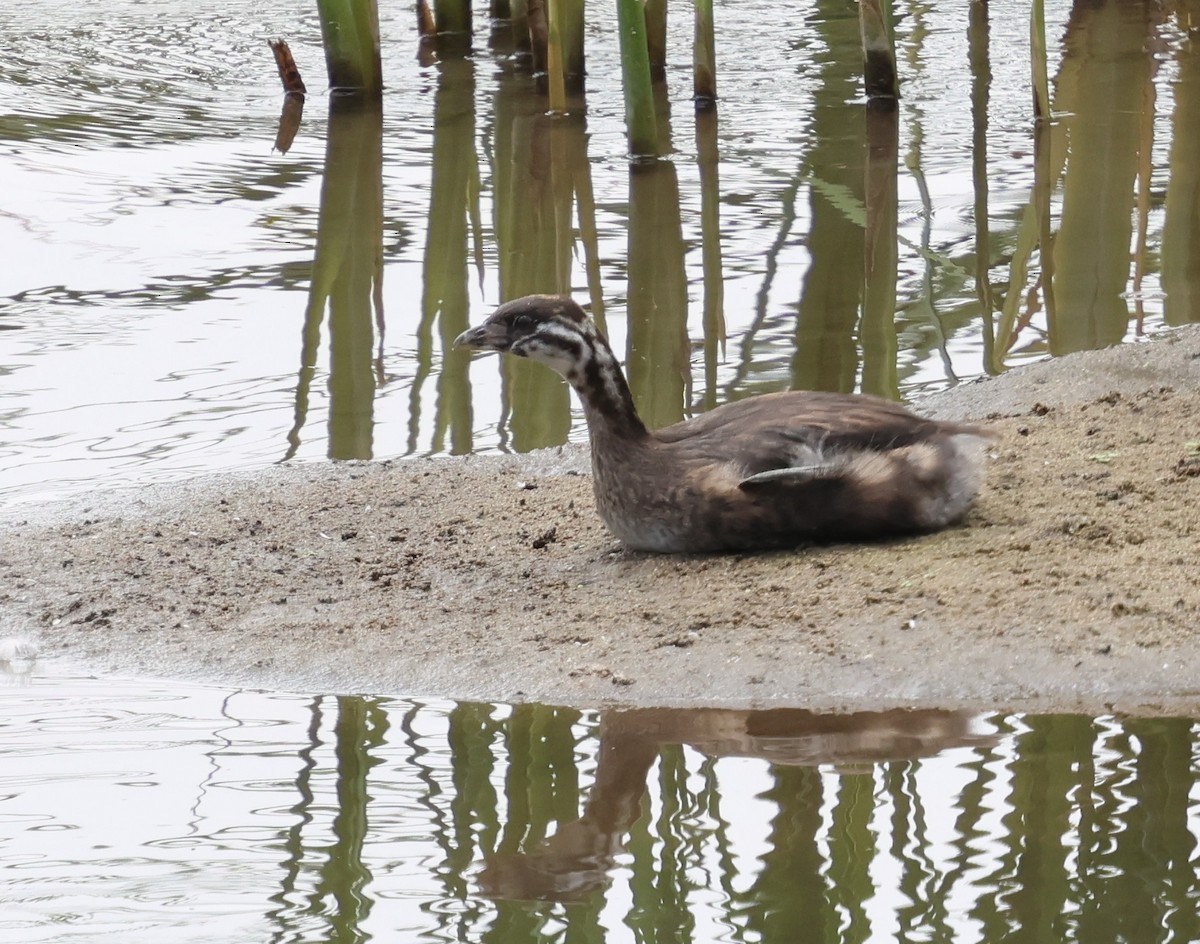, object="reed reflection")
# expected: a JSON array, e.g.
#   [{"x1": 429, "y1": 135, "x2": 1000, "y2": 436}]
[
  {"x1": 789, "y1": 0, "x2": 867, "y2": 397},
  {"x1": 626, "y1": 156, "x2": 690, "y2": 431},
  {"x1": 696, "y1": 106, "x2": 726, "y2": 411},
  {"x1": 995, "y1": 0, "x2": 1200, "y2": 366},
  {"x1": 1162, "y1": 0, "x2": 1200, "y2": 327},
  {"x1": 862, "y1": 100, "x2": 899, "y2": 400},
  {"x1": 490, "y1": 65, "x2": 579, "y2": 451},
  {"x1": 286, "y1": 97, "x2": 384, "y2": 461},
  {"x1": 267, "y1": 695, "x2": 389, "y2": 944},
  {"x1": 970, "y1": 0, "x2": 997, "y2": 374},
  {"x1": 244, "y1": 696, "x2": 1200, "y2": 943},
  {"x1": 477, "y1": 707, "x2": 979, "y2": 904},
  {"x1": 279, "y1": 1, "x2": 1200, "y2": 471},
  {"x1": 1052, "y1": 0, "x2": 1158, "y2": 354},
  {"x1": 414, "y1": 55, "x2": 479, "y2": 456}
]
